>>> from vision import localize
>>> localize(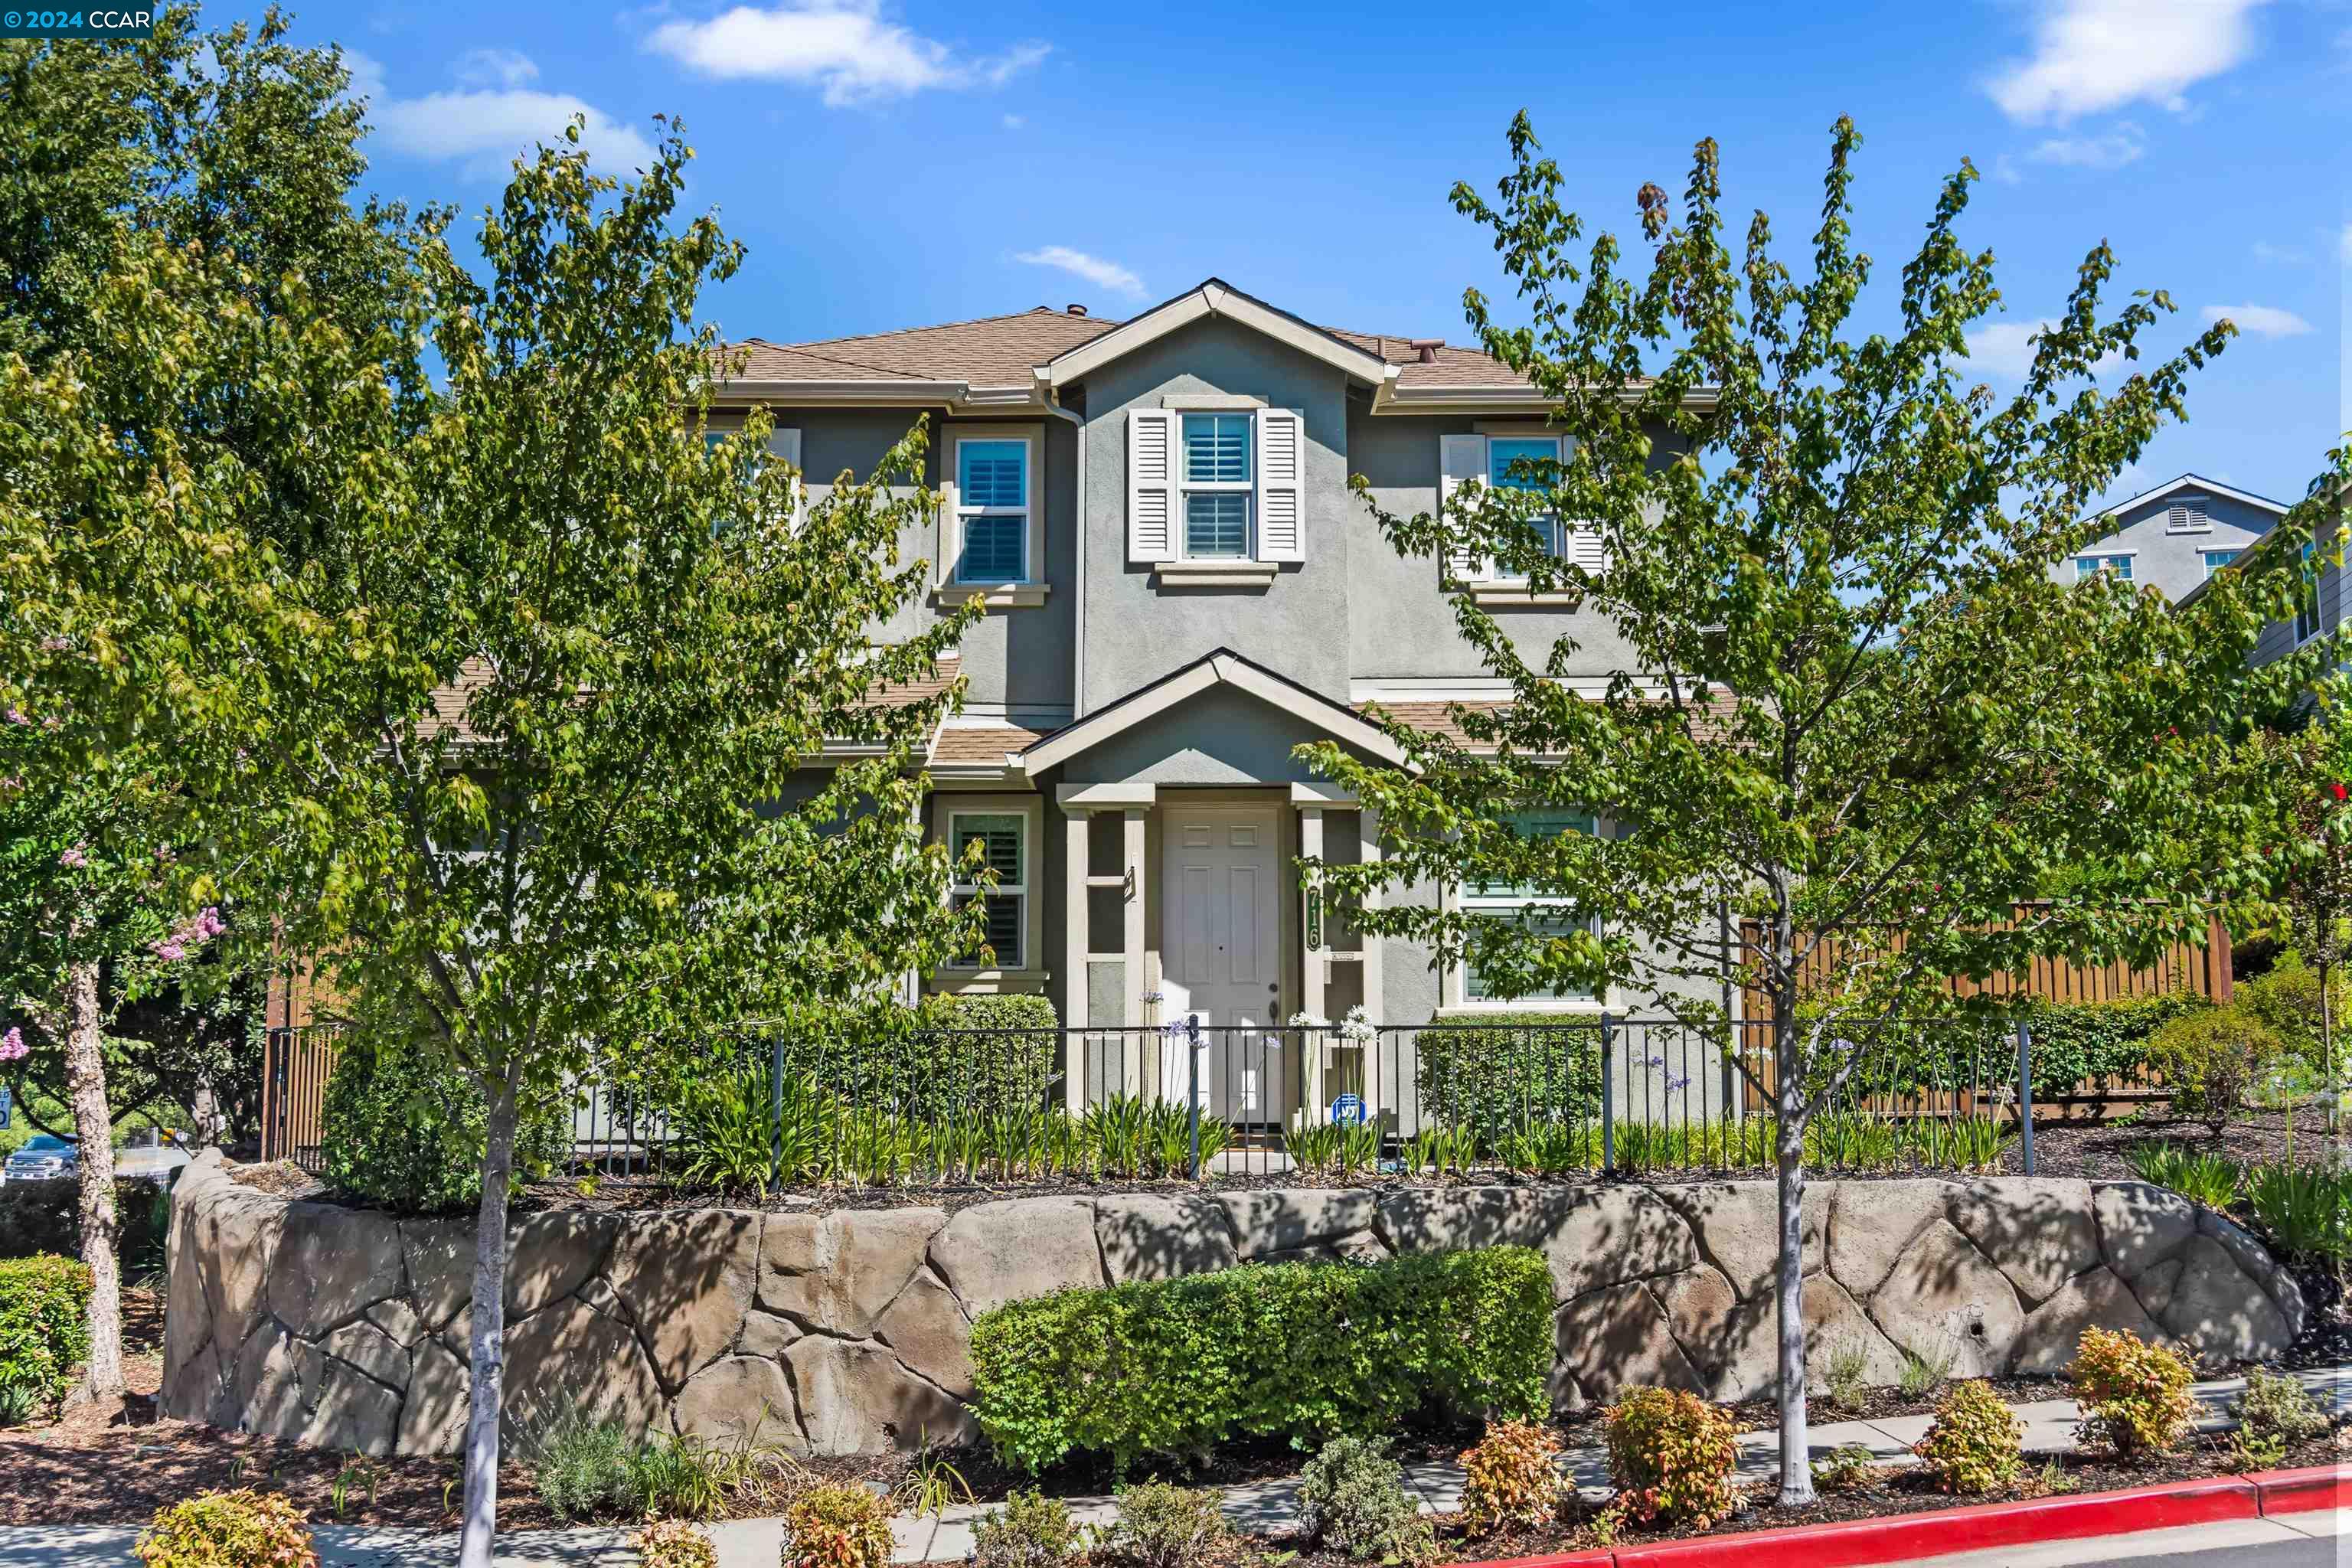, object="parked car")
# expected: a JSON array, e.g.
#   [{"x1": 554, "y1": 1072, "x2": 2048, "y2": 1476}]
[
  {"x1": 116, "y1": 1132, "x2": 191, "y2": 1184},
  {"x1": 3, "y1": 1135, "x2": 77, "y2": 1184}
]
